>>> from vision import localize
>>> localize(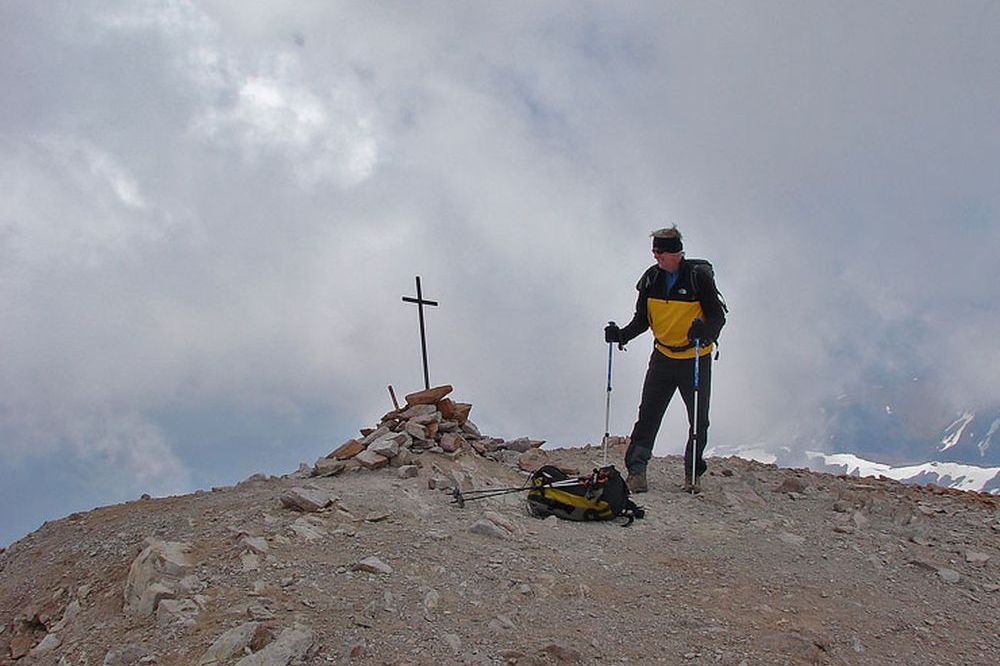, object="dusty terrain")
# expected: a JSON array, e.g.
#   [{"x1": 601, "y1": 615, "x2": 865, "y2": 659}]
[{"x1": 2, "y1": 440, "x2": 999, "y2": 665}]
